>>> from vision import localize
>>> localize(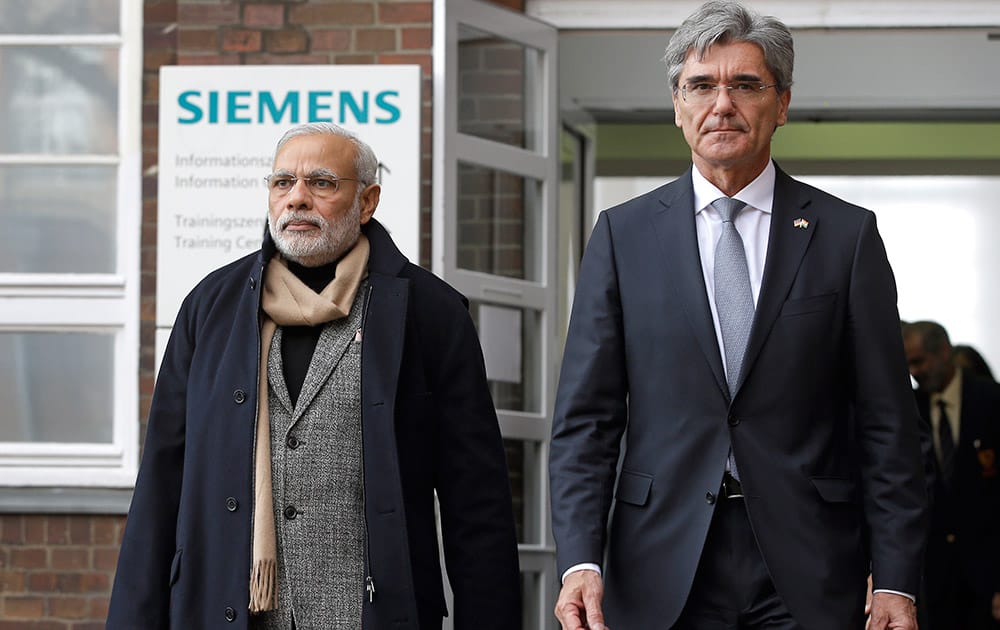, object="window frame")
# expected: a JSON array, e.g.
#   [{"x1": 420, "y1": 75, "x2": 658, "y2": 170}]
[{"x1": 0, "y1": 0, "x2": 142, "y2": 488}]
